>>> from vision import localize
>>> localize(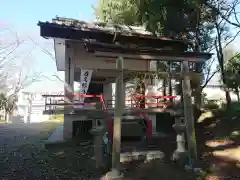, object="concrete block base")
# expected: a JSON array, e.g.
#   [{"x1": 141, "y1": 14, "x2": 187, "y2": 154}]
[
  {"x1": 63, "y1": 114, "x2": 89, "y2": 140},
  {"x1": 63, "y1": 116, "x2": 73, "y2": 140},
  {"x1": 102, "y1": 169, "x2": 124, "y2": 180}
]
